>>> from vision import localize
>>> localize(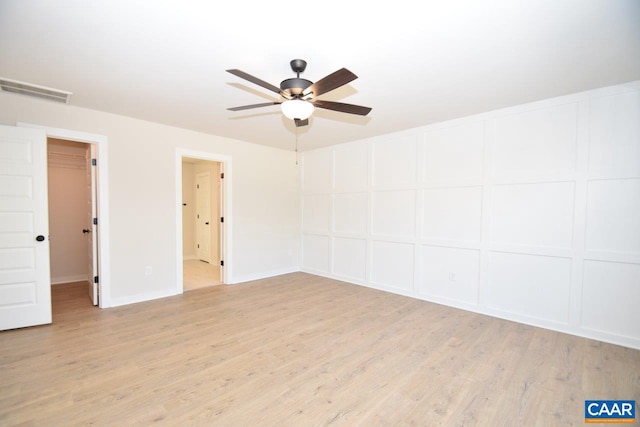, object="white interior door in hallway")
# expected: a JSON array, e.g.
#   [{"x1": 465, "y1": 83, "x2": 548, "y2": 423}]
[
  {"x1": 0, "y1": 125, "x2": 51, "y2": 330},
  {"x1": 180, "y1": 156, "x2": 224, "y2": 290},
  {"x1": 196, "y1": 171, "x2": 212, "y2": 263}
]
